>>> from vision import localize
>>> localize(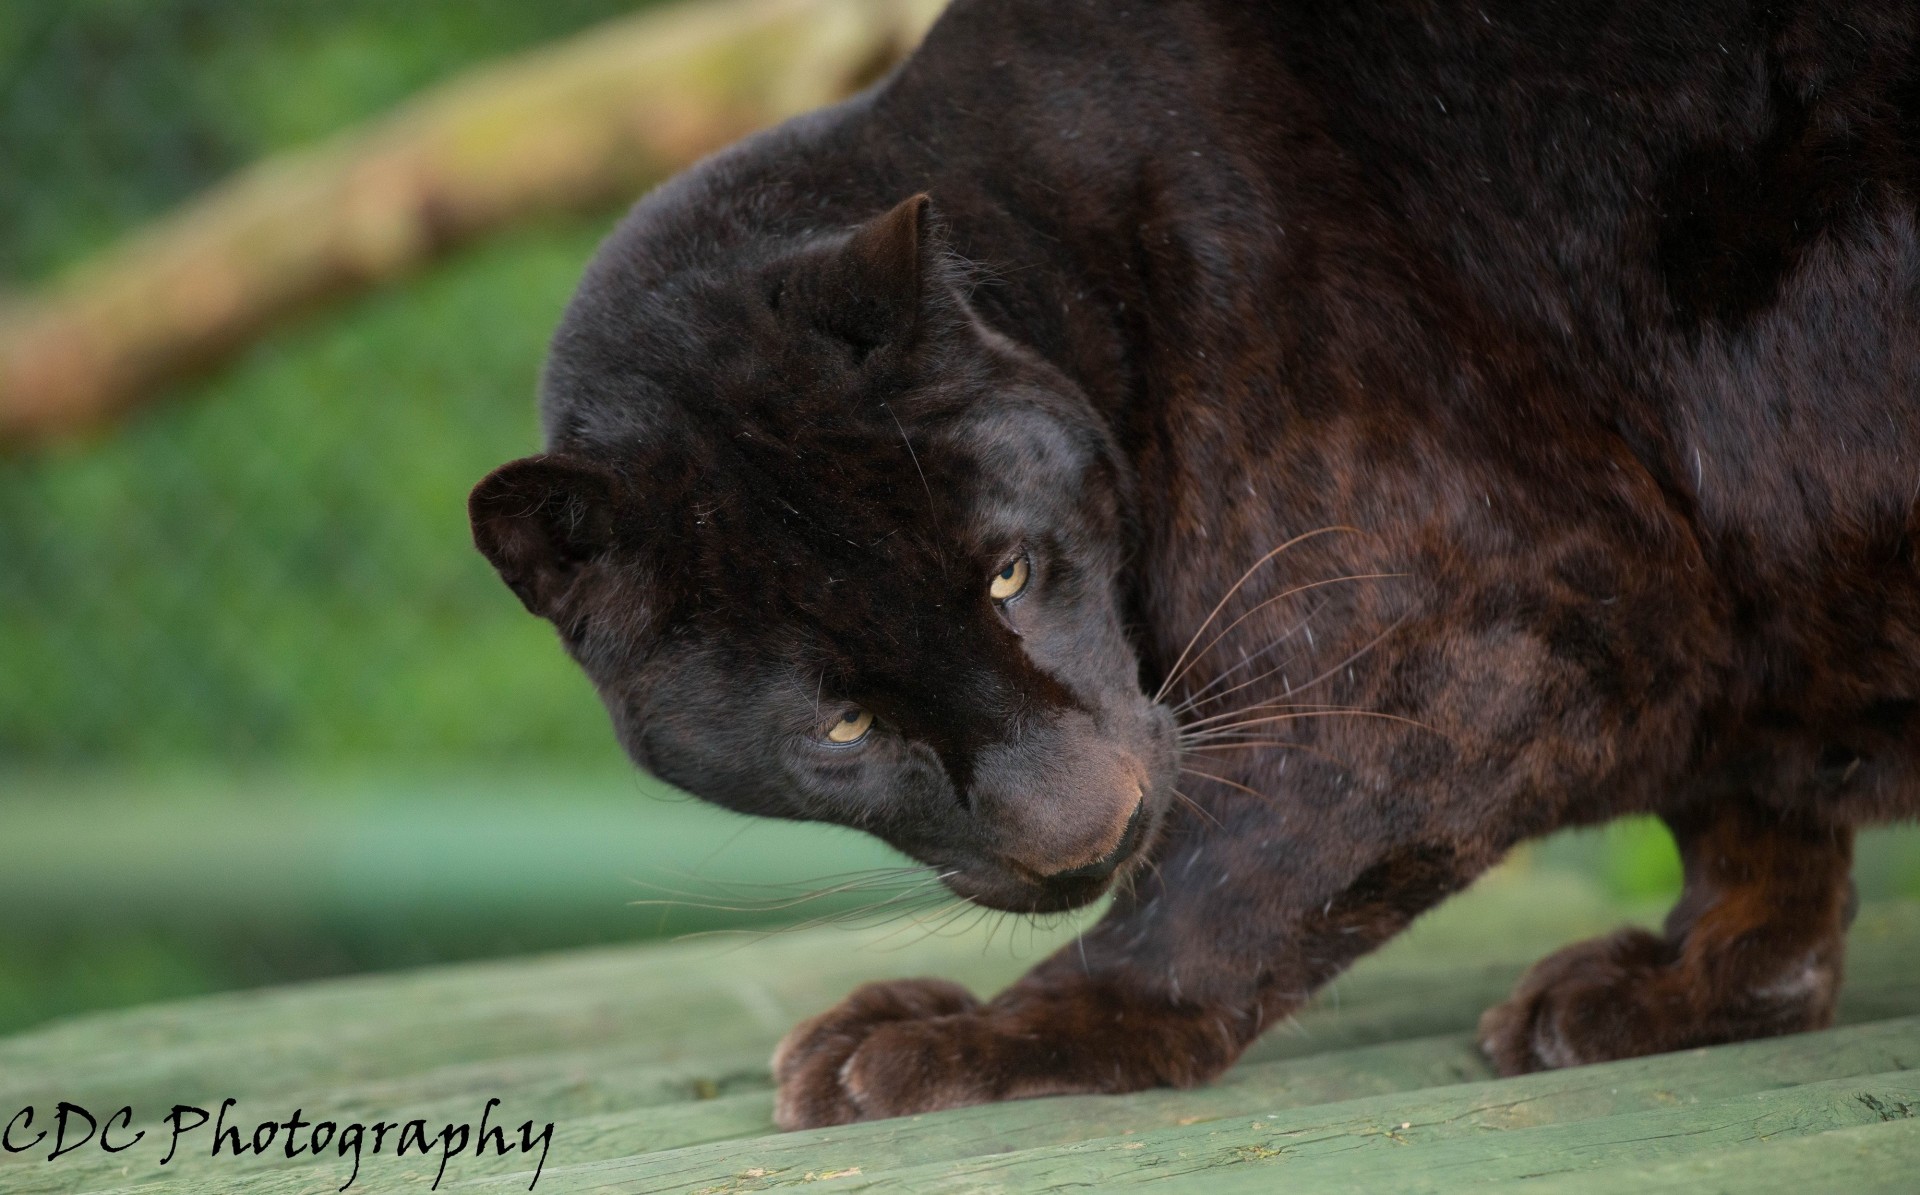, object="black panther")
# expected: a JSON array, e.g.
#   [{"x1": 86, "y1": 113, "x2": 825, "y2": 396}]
[{"x1": 471, "y1": 0, "x2": 1920, "y2": 1127}]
